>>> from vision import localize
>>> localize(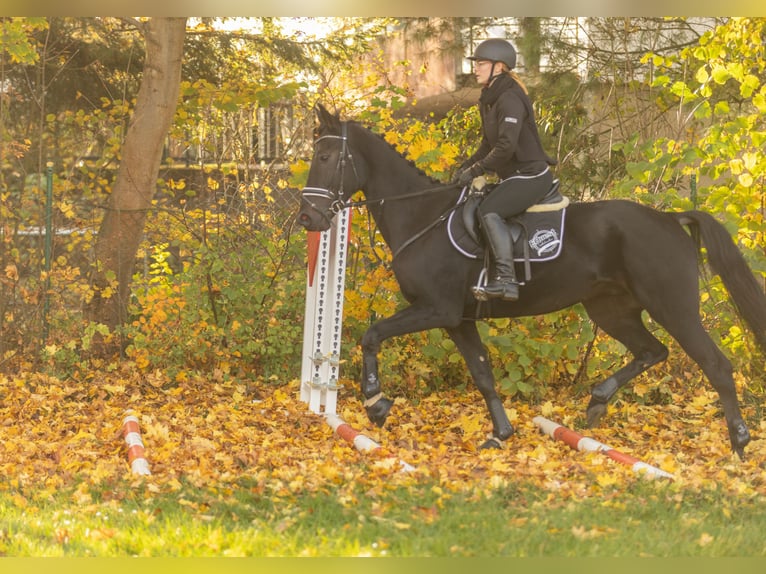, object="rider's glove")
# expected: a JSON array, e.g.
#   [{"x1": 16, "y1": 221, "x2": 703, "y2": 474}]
[
  {"x1": 454, "y1": 163, "x2": 484, "y2": 187},
  {"x1": 455, "y1": 169, "x2": 473, "y2": 187}
]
